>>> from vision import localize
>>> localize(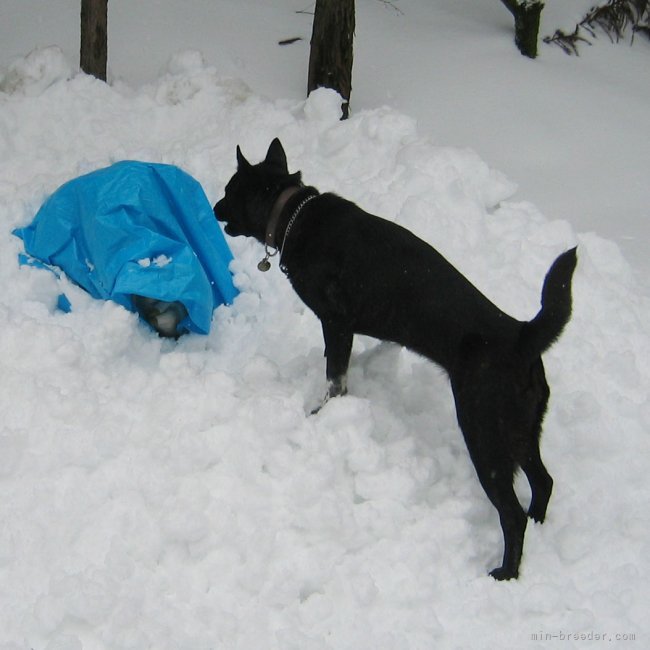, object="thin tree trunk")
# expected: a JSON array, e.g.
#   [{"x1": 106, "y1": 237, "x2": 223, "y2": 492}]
[
  {"x1": 500, "y1": 0, "x2": 544, "y2": 58},
  {"x1": 308, "y1": 0, "x2": 355, "y2": 119},
  {"x1": 80, "y1": 0, "x2": 108, "y2": 81}
]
